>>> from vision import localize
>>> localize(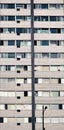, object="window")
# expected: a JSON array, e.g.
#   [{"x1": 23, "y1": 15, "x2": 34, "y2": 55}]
[
  {"x1": 42, "y1": 66, "x2": 49, "y2": 71},
  {"x1": 36, "y1": 105, "x2": 42, "y2": 110},
  {"x1": 43, "y1": 92, "x2": 49, "y2": 97},
  {"x1": 5, "y1": 104, "x2": 8, "y2": 110},
  {"x1": 16, "y1": 40, "x2": 31, "y2": 46},
  {"x1": 61, "y1": 79, "x2": 64, "y2": 84},
  {"x1": 28, "y1": 66, "x2": 31, "y2": 71},
  {"x1": 8, "y1": 40, "x2": 15, "y2": 46},
  {"x1": 0, "y1": 28, "x2": 15, "y2": 34},
  {"x1": 49, "y1": 4, "x2": 57, "y2": 9},
  {"x1": 41, "y1": 40, "x2": 49, "y2": 46},
  {"x1": 1, "y1": 16, "x2": 15, "y2": 21},
  {"x1": 0, "y1": 105, "x2": 5, "y2": 110},
  {"x1": 36, "y1": 118, "x2": 42, "y2": 123},
  {"x1": 50, "y1": 91, "x2": 60, "y2": 97},
  {"x1": 35, "y1": 78, "x2": 38, "y2": 84},
  {"x1": 60, "y1": 4, "x2": 64, "y2": 9},
  {"x1": 8, "y1": 28, "x2": 15, "y2": 33},
  {"x1": 0, "y1": 117, "x2": 3, "y2": 123},
  {"x1": 8, "y1": 53, "x2": 15, "y2": 58},
  {"x1": 50, "y1": 16, "x2": 57, "y2": 21},
  {"x1": 0, "y1": 4, "x2": 15, "y2": 9},
  {"x1": 24, "y1": 118, "x2": 28, "y2": 123},
  {"x1": 50, "y1": 40, "x2": 60, "y2": 46},
  {"x1": 44, "y1": 118, "x2": 50, "y2": 123},
  {"x1": 16, "y1": 4, "x2": 30, "y2": 9},
  {"x1": 0, "y1": 40, "x2": 3, "y2": 46},
  {"x1": 38, "y1": 91, "x2": 42, "y2": 96},
  {"x1": 8, "y1": 66, "x2": 15, "y2": 71},
  {"x1": 28, "y1": 91, "x2": 32, "y2": 96},
  {"x1": 60, "y1": 91, "x2": 64, "y2": 97},
  {"x1": 27, "y1": 78, "x2": 31, "y2": 83},
  {"x1": 50, "y1": 105, "x2": 59, "y2": 110},
  {"x1": 34, "y1": 16, "x2": 48, "y2": 21},
  {"x1": 0, "y1": 16, "x2": 7, "y2": 21},
  {"x1": 50, "y1": 28, "x2": 61, "y2": 33},
  {"x1": 38, "y1": 78, "x2": 42, "y2": 83},
  {"x1": 16, "y1": 65, "x2": 24, "y2": 71},
  {"x1": 59, "y1": 104, "x2": 62, "y2": 109},
  {"x1": 61, "y1": 29, "x2": 64, "y2": 33},
  {"x1": 4, "y1": 118, "x2": 7, "y2": 123},
  {"x1": 0, "y1": 66, "x2": 6, "y2": 71},
  {"x1": 24, "y1": 91, "x2": 28, "y2": 97},
  {"x1": 42, "y1": 53, "x2": 49, "y2": 58},
  {"x1": 28, "y1": 117, "x2": 32, "y2": 123},
  {"x1": 8, "y1": 16, "x2": 15, "y2": 21},
  {"x1": 36, "y1": 41, "x2": 49, "y2": 46},
  {"x1": 60, "y1": 16, "x2": 64, "y2": 21},
  {"x1": 0, "y1": 28, "x2": 3, "y2": 33},
  {"x1": 50, "y1": 53, "x2": 60, "y2": 58},
  {"x1": 34, "y1": 28, "x2": 49, "y2": 33},
  {"x1": 42, "y1": 16, "x2": 48, "y2": 21},
  {"x1": 8, "y1": 78, "x2": 15, "y2": 82},
  {"x1": 0, "y1": 92, "x2": 15, "y2": 97},
  {"x1": 41, "y1": 4, "x2": 48, "y2": 9},
  {"x1": 50, "y1": 66, "x2": 57, "y2": 71},
  {"x1": 16, "y1": 16, "x2": 31, "y2": 21},
  {"x1": 8, "y1": 4, "x2": 15, "y2": 9},
  {"x1": 16, "y1": 78, "x2": 24, "y2": 84},
  {"x1": 34, "y1": 4, "x2": 48, "y2": 9},
  {"x1": 16, "y1": 28, "x2": 30, "y2": 34},
  {"x1": 42, "y1": 78, "x2": 49, "y2": 83}
]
